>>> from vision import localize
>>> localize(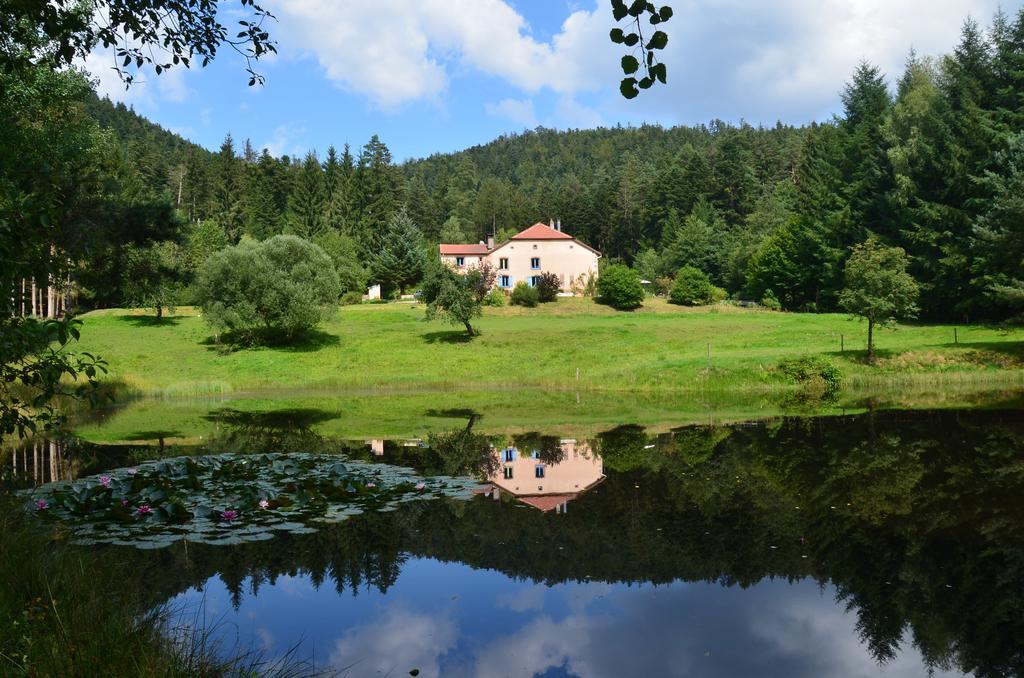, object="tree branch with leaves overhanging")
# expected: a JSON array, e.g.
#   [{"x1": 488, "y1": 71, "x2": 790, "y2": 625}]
[{"x1": 610, "y1": 0, "x2": 672, "y2": 99}]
